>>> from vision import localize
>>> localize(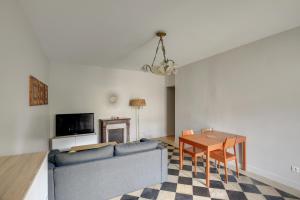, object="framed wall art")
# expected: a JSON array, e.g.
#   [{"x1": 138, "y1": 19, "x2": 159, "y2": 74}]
[{"x1": 29, "y1": 75, "x2": 48, "y2": 106}]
